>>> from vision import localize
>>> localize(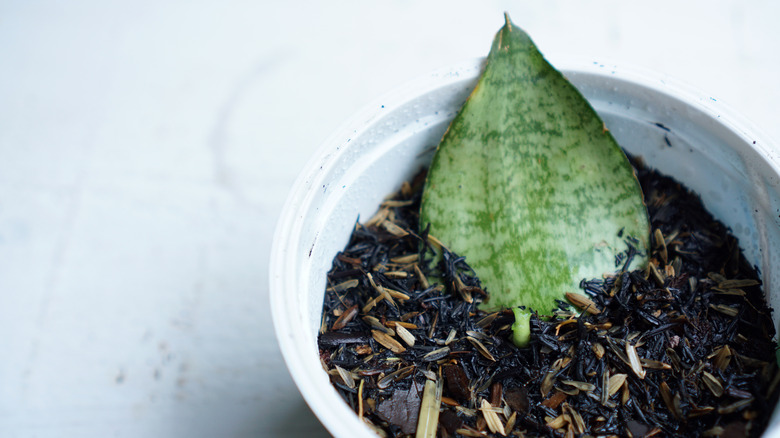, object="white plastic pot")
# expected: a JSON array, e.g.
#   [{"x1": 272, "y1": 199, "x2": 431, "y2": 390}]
[{"x1": 270, "y1": 59, "x2": 780, "y2": 437}]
